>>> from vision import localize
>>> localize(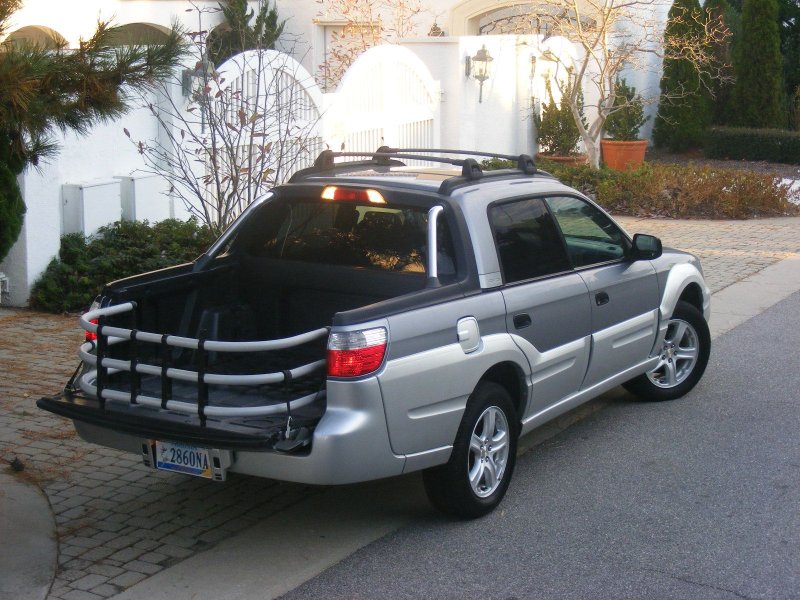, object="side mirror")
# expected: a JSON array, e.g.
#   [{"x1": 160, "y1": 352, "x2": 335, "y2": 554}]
[{"x1": 631, "y1": 233, "x2": 662, "y2": 260}]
